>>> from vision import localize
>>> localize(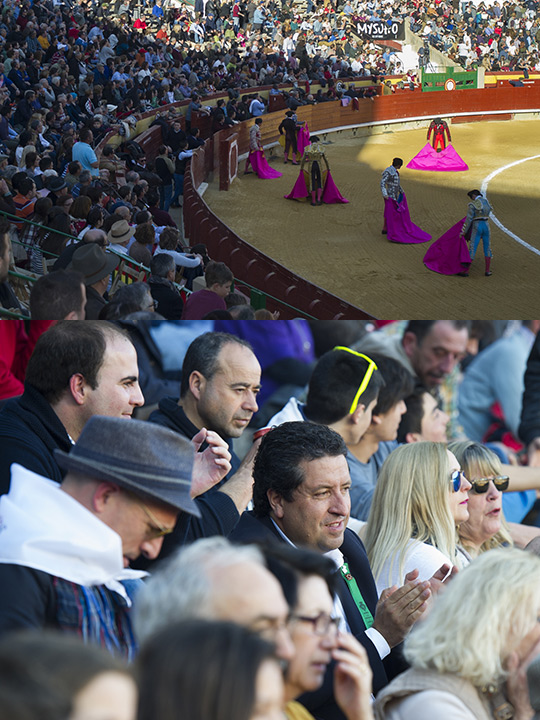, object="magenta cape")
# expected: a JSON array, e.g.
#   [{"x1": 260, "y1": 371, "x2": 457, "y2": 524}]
[
  {"x1": 384, "y1": 194, "x2": 431, "y2": 244},
  {"x1": 246, "y1": 150, "x2": 283, "y2": 179},
  {"x1": 407, "y1": 143, "x2": 469, "y2": 171},
  {"x1": 284, "y1": 169, "x2": 348, "y2": 204},
  {"x1": 297, "y1": 124, "x2": 311, "y2": 158},
  {"x1": 424, "y1": 217, "x2": 472, "y2": 275}
]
